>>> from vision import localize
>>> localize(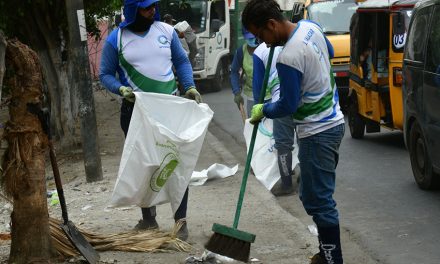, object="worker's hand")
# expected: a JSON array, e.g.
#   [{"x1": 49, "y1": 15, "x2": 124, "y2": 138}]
[
  {"x1": 249, "y1": 104, "x2": 264, "y2": 125},
  {"x1": 233, "y1": 93, "x2": 244, "y2": 109},
  {"x1": 184, "y1": 87, "x2": 202, "y2": 103},
  {"x1": 119, "y1": 86, "x2": 135, "y2": 103}
]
